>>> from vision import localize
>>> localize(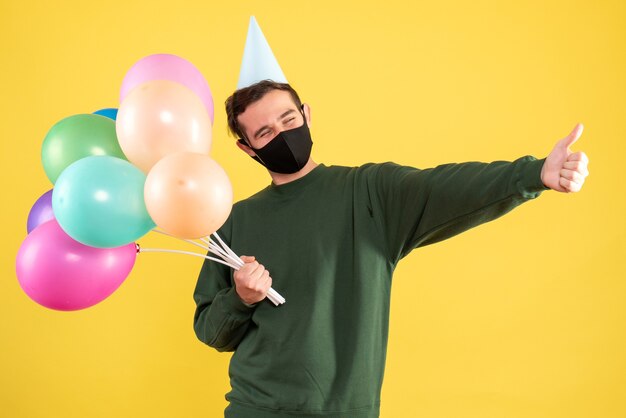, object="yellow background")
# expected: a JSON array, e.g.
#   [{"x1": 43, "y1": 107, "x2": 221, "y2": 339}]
[{"x1": 1, "y1": 0, "x2": 624, "y2": 417}]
